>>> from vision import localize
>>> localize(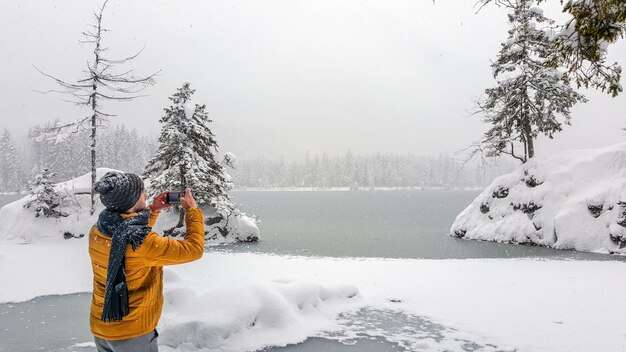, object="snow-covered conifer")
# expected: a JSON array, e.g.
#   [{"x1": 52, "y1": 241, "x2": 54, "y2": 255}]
[
  {"x1": 556, "y1": 0, "x2": 624, "y2": 96},
  {"x1": 476, "y1": 0, "x2": 587, "y2": 163},
  {"x1": 0, "y1": 129, "x2": 23, "y2": 191},
  {"x1": 479, "y1": 0, "x2": 624, "y2": 96},
  {"x1": 23, "y1": 168, "x2": 68, "y2": 218},
  {"x1": 143, "y1": 82, "x2": 237, "y2": 234}
]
